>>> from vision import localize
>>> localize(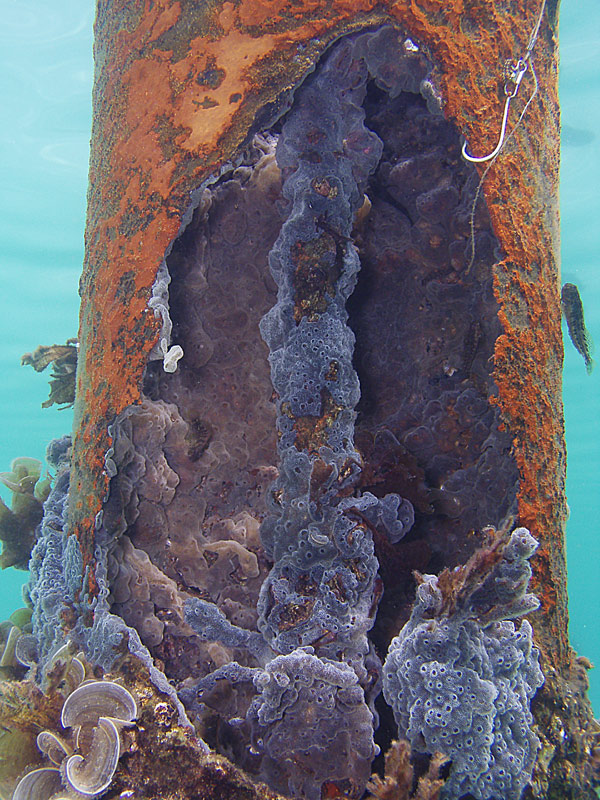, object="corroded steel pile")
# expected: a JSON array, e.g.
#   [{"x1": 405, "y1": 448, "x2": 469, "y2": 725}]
[{"x1": 16, "y1": 1, "x2": 598, "y2": 798}]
